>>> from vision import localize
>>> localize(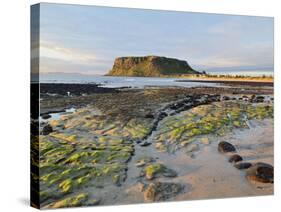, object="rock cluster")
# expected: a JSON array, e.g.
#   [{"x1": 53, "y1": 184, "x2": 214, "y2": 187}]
[{"x1": 218, "y1": 141, "x2": 273, "y2": 184}]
